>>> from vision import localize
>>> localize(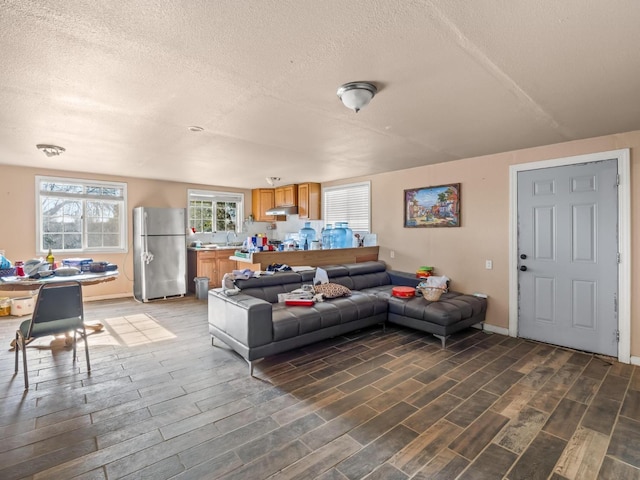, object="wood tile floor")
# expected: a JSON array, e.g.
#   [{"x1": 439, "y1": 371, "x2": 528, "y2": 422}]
[{"x1": 1, "y1": 296, "x2": 639, "y2": 479}]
